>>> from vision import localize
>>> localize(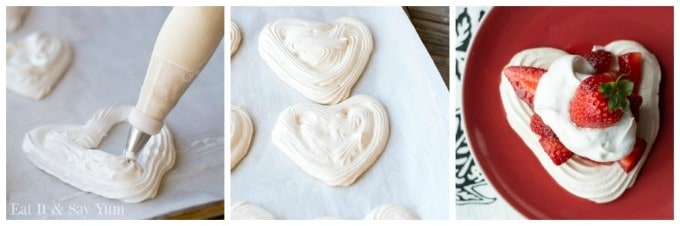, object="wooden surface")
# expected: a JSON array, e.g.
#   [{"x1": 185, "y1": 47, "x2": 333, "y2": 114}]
[
  {"x1": 153, "y1": 200, "x2": 224, "y2": 219},
  {"x1": 404, "y1": 6, "x2": 450, "y2": 89}
]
